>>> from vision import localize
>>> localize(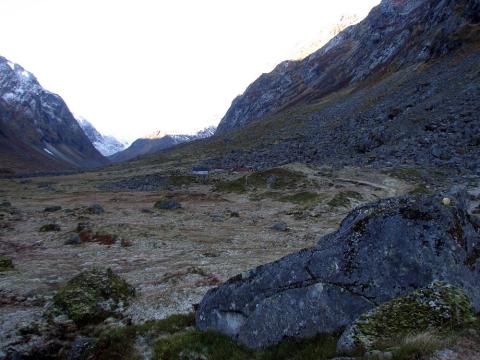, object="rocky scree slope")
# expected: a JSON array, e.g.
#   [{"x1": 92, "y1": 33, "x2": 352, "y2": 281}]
[
  {"x1": 197, "y1": 193, "x2": 480, "y2": 348},
  {"x1": 110, "y1": 126, "x2": 216, "y2": 163},
  {"x1": 0, "y1": 57, "x2": 108, "y2": 175},
  {"x1": 77, "y1": 117, "x2": 127, "y2": 156},
  {"x1": 216, "y1": 0, "x2": 480, "y2": 134}
]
